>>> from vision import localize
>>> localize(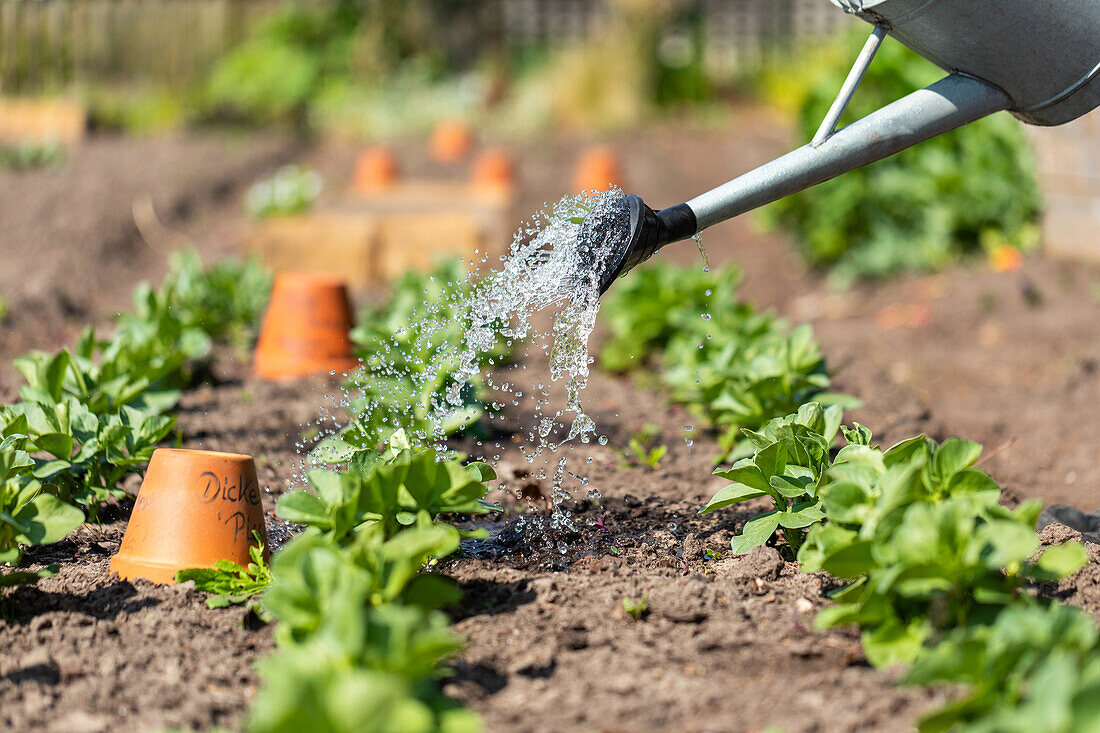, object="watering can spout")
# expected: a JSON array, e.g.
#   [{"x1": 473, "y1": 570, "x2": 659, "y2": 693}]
[
  {"x1": 596, "y1": 72, "x2": 1010, "y2": 293},
  {"x1": 593, "y1": 0, "x2": 1100, "y2": 294}
]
